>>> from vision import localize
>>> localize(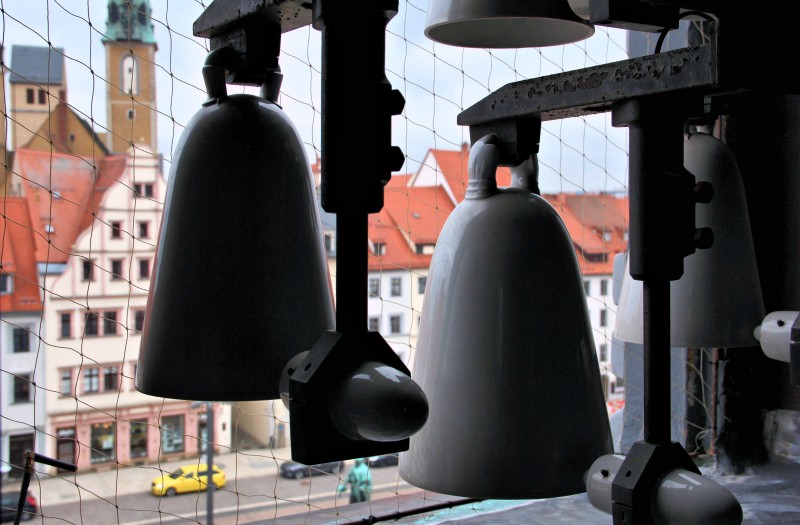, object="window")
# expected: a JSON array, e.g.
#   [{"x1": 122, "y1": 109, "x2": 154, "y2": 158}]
[
  {"x1": 127, "y1": 109, "x2": 136, "y2": 120},
  {"x1": 161, "y1": 415, "x2": 185, "y2": 454},
  {"x1": 85, "y1": 312, "x2": 99, "y2": 336},
  {"x1": 373, "y1": 242, "x2": 386, "y2": 255},
  {"x1": 134, "y1": 310, "x2": 146, "y2": 332},
  {"x1": 600, "y1": 309, "x2": 608, "y2": 327},
  {"x1": 599, "y1": 344, "x2": 608, "y2": 362},
  {"x1": 130, "y1": 420, "x2": 148, "y2": 459},
  {"x1": 389, "y1": 315, "x2": 401, "y2": 334},
  {"x1": 415, "y1": 243, "x2": 435, "y2": 255},
  {"x1": 139, "y1": 259, "x2": 151, "y2": 279},
  {"x1": 121, "y1": 54, "x2": 139, "y2": 96},
  {"x1": 104, "y1": 367, "x2": 119, "y2": 391},
  {"x1": 418, "y1": 276, "x2": 427, "y2": 294},
  {"x1": 60, "y1": 369, "x2": 72, "y2": 395},
  {"x1": 103, "y1": 311, "x2": 118, "y2": 336},
  {"x1": 324, "y1": 233, "x2": 334, "y2": 254},
  {"x1": 600, "y1": 279, "x2": 608, "y2": 296},
  {"x1": 602, "y1": 230, "x2": 612, "y2": 241},
  {"x1": 111, "y1": 221, "x2": 123, "y2": 239},
  {"x1": 368, "y1": 278, "x2": 380, "y2": 297},
  {"x1": 90, "y1": 422, "x2": 115, "y2": 463},
  {"x1": 13, "y1": 374, "x2": 32, "y2": 403},
  {"x1": 38, "y1": 89, "x2": 46, "y2": 104},
  {"x1": 13, "y1": 327, "x2": 30, "y2": 353},
  {"x1": 368, "y1": 317, "x2": 380, "y2": 331},
  {"x1": 390, "y1": 277, "x2": 402, "y2": 297},
  {"x1": 0, "y1": 273, "x2": 12, "y2": 294},
  {"x1": 60, "y1": 312, "x2": 72, "y2": 338},
  {"x1": 111, "y1": 259, "x2": 124, "y2": 280},
  {"x1": 134, "y1": 183, "x2": 154, "y2": 198},
  {"x1": 84, "y1": 368, "x2": 100, "y2": 393},
  {"x1": 26, "y1": 88, "x2": 34, "y2": 104},
  {"x1": 137, "y1": 221, "x2": 149, "y2": 239},
  {"x1": 82, "y1": 259, "x2": 94, "y2": 281},
  {"x1": 583, "y1": 280, "x2": 590, "y2": 295}
]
